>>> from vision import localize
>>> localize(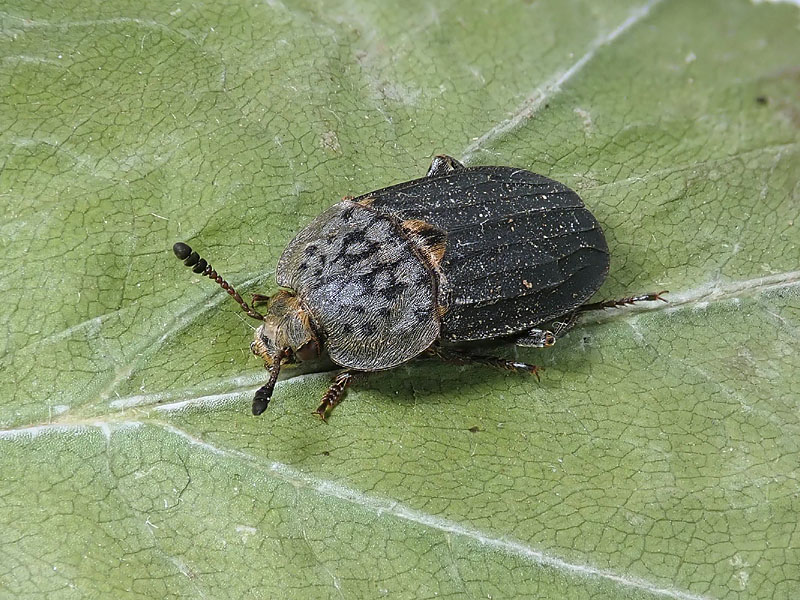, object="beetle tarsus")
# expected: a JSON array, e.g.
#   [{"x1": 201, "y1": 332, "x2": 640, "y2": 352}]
[
  {"x1": 434, "y1": 348, "x2": 541, "y2": 380},
  {"x1": 580, "y1": 290, "x2": 669, "y2": 312},
  {"x1": 517, "y1": 313, "x2": 581, "y2": 348},
  {"x1": 513, "y1": 362, "x2": 541, "y2": 381},
  {"x1": 313, "y1": 371, "x2": 355, "y2": 421},
  {"x1": 479, "y1": 357, "x2": 542, "y2": 380}
]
